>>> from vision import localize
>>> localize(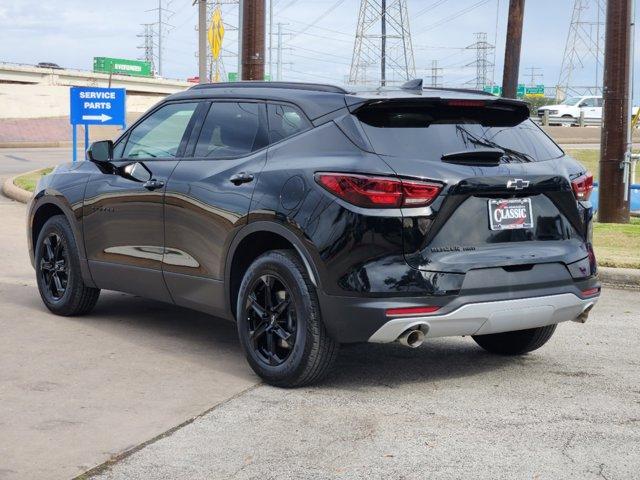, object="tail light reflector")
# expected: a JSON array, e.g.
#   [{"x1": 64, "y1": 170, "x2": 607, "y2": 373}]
[
  {"x1": 580, "y1": 287, "x2": 600, "y2": 298},
  {"x1": 386, "y1": 306, "x2": 441, "y2": 317},
  {"x1": 315, "y1": 173, "x2": 442, "y2": 208},
  {"x1": 571, "y1": 173, "x2": 594, "y2": 201}
]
